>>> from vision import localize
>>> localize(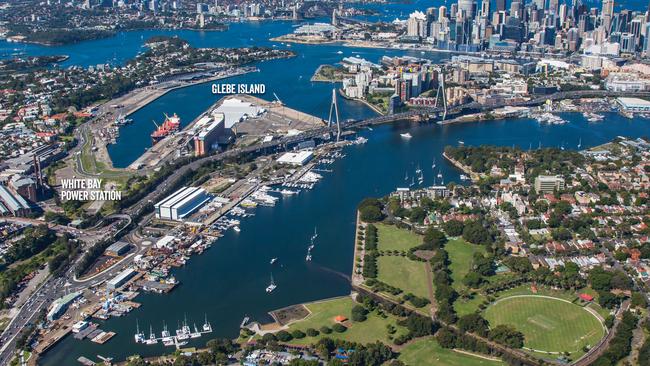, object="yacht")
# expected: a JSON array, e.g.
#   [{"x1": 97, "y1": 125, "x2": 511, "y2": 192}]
[
  {"x1": 203, "y1": 315, "x2": 213, "y2": 332},
  {"x1": 577, "y1": 138, "x2": 582, "y2": 149},
  {"x1": 432, "y1": 158, "x2": 436, "y2": 169},
  {"x1": 266, "y1": 274, "x2": 277, "y2": 293},
  {"x1": 280, "y1": 189, "x2": 298, "y2": 196},
  {"x1": 337, "y1": 50, "x2": 343, "y2": 54},
  {"x1": 145, "y1": 326, "x2": 157, "y2": 345},
  {"x1": 437, "y1": 171, "x2": 443, "y2": 179},
  {"x1": 460, "y1": 174, "x2": 469, "y2": 181},
  {"x1": 270, "y1": 258, "x2": 277, "y2": 265},
  {"x1": 311, "y1": 227, "x2": 318, "y2": 241},
  {"x1": 190, "y1": 324, "x2": 202, "y2": 338},
  {"x1": 400, "y1": 132, "x2": 412, "y2": 139},
  {"x1": 161, "y1": 324, "x2": 174, "y2": 346},
  {"x1": 233, "y1": 226, "x2": 241, "y2": 233},
  {"x1": 134, "y1": 321, "x2": 145, "y2": 343}
]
